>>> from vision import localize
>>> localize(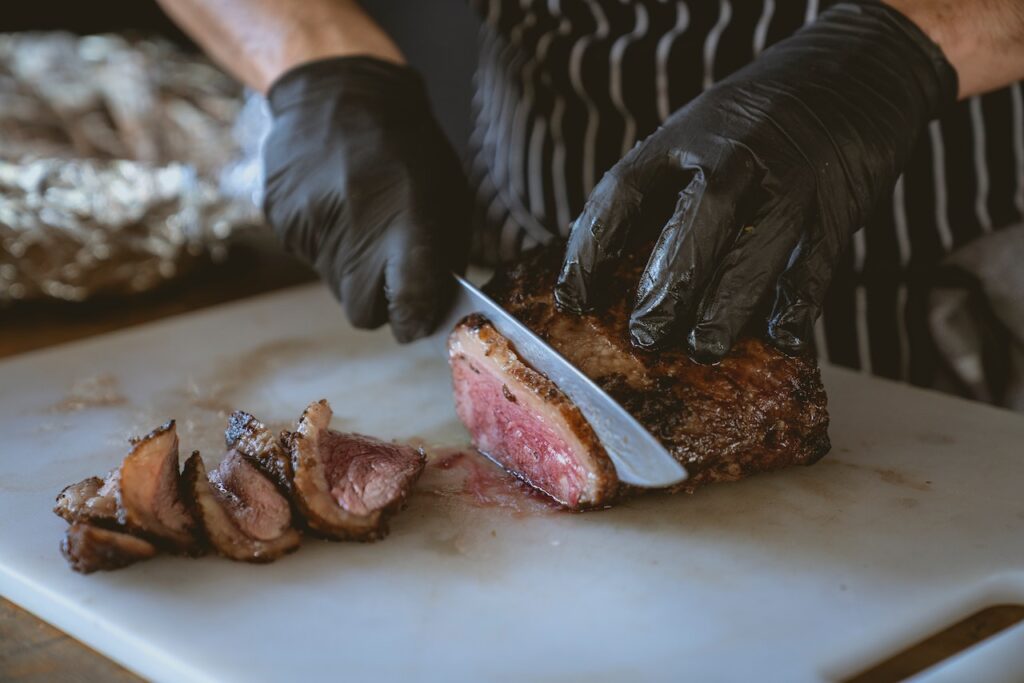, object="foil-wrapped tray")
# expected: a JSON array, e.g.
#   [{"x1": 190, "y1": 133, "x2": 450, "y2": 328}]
[{"x1": 0, "y1": 33, "x2": 268, "y2": 303}]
